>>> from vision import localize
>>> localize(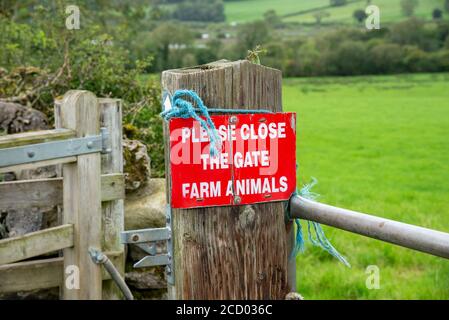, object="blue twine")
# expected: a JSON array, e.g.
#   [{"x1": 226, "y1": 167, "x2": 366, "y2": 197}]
[
  {"x1": 160, "y1": 89, "x2": 272, "y2": 156},
  {"x1": 288, "y1": 178, "x2": 350, "y2": 268}
]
